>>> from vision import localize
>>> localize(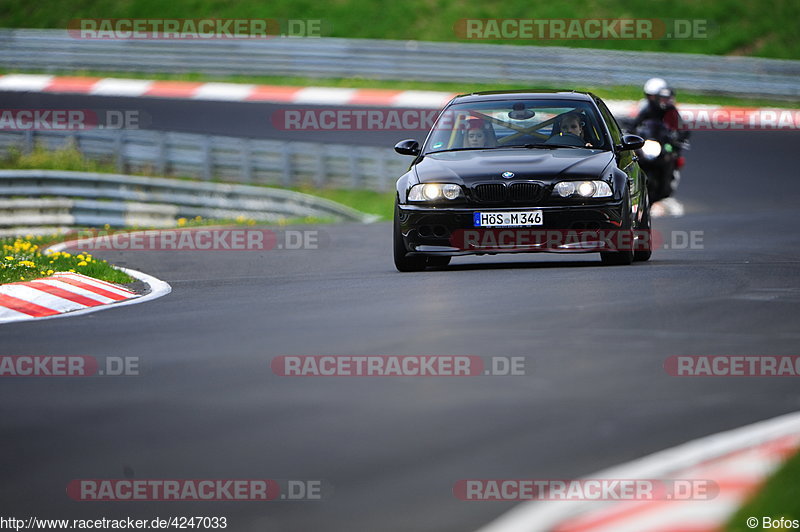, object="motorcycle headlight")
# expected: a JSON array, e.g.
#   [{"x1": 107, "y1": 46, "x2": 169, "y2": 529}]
[
  {"x1": 641, "y1": 140, "x2": 662, "y2": 158},
  {"x1": 553, "y1": 180, "x2": 612, "y2": 198},
  {"x1": 408, "y1": 183, "x2": 464, "y2": 202}
]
